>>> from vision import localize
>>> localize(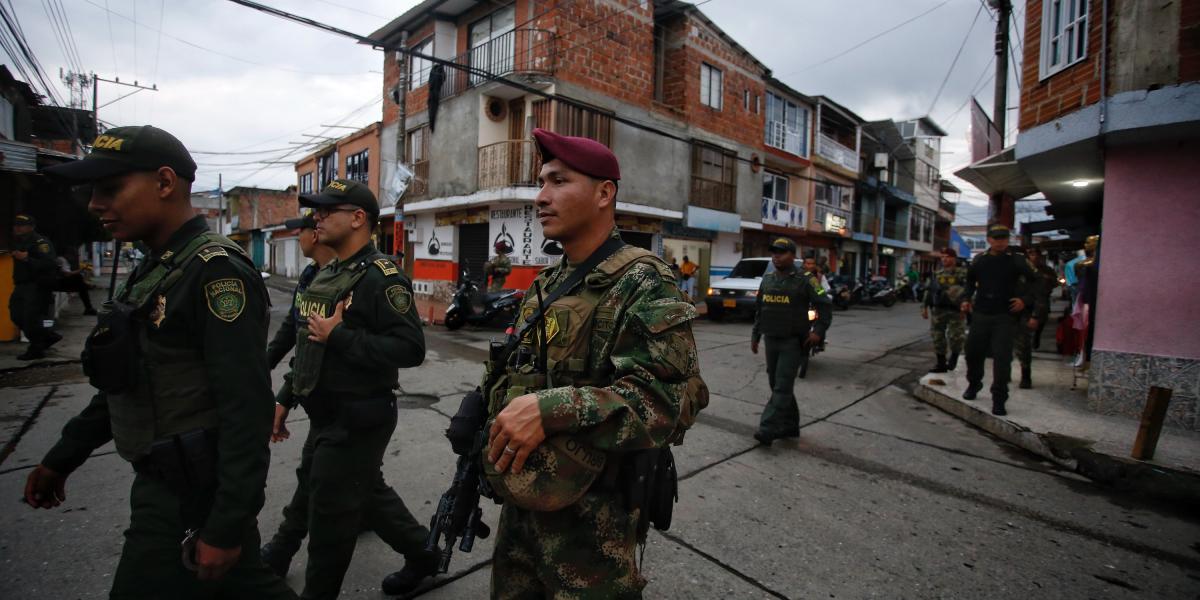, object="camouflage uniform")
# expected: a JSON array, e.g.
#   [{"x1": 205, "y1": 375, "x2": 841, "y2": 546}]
[
  {"x1": 485, "y1": 253, "x2": 512, "y2": 292},
  {"x1": 486, "y1": 231, "x2": 706, "y2": 599},
  {"x1": 924, "y1": 266, "x2": 968, "y2": 360}
]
